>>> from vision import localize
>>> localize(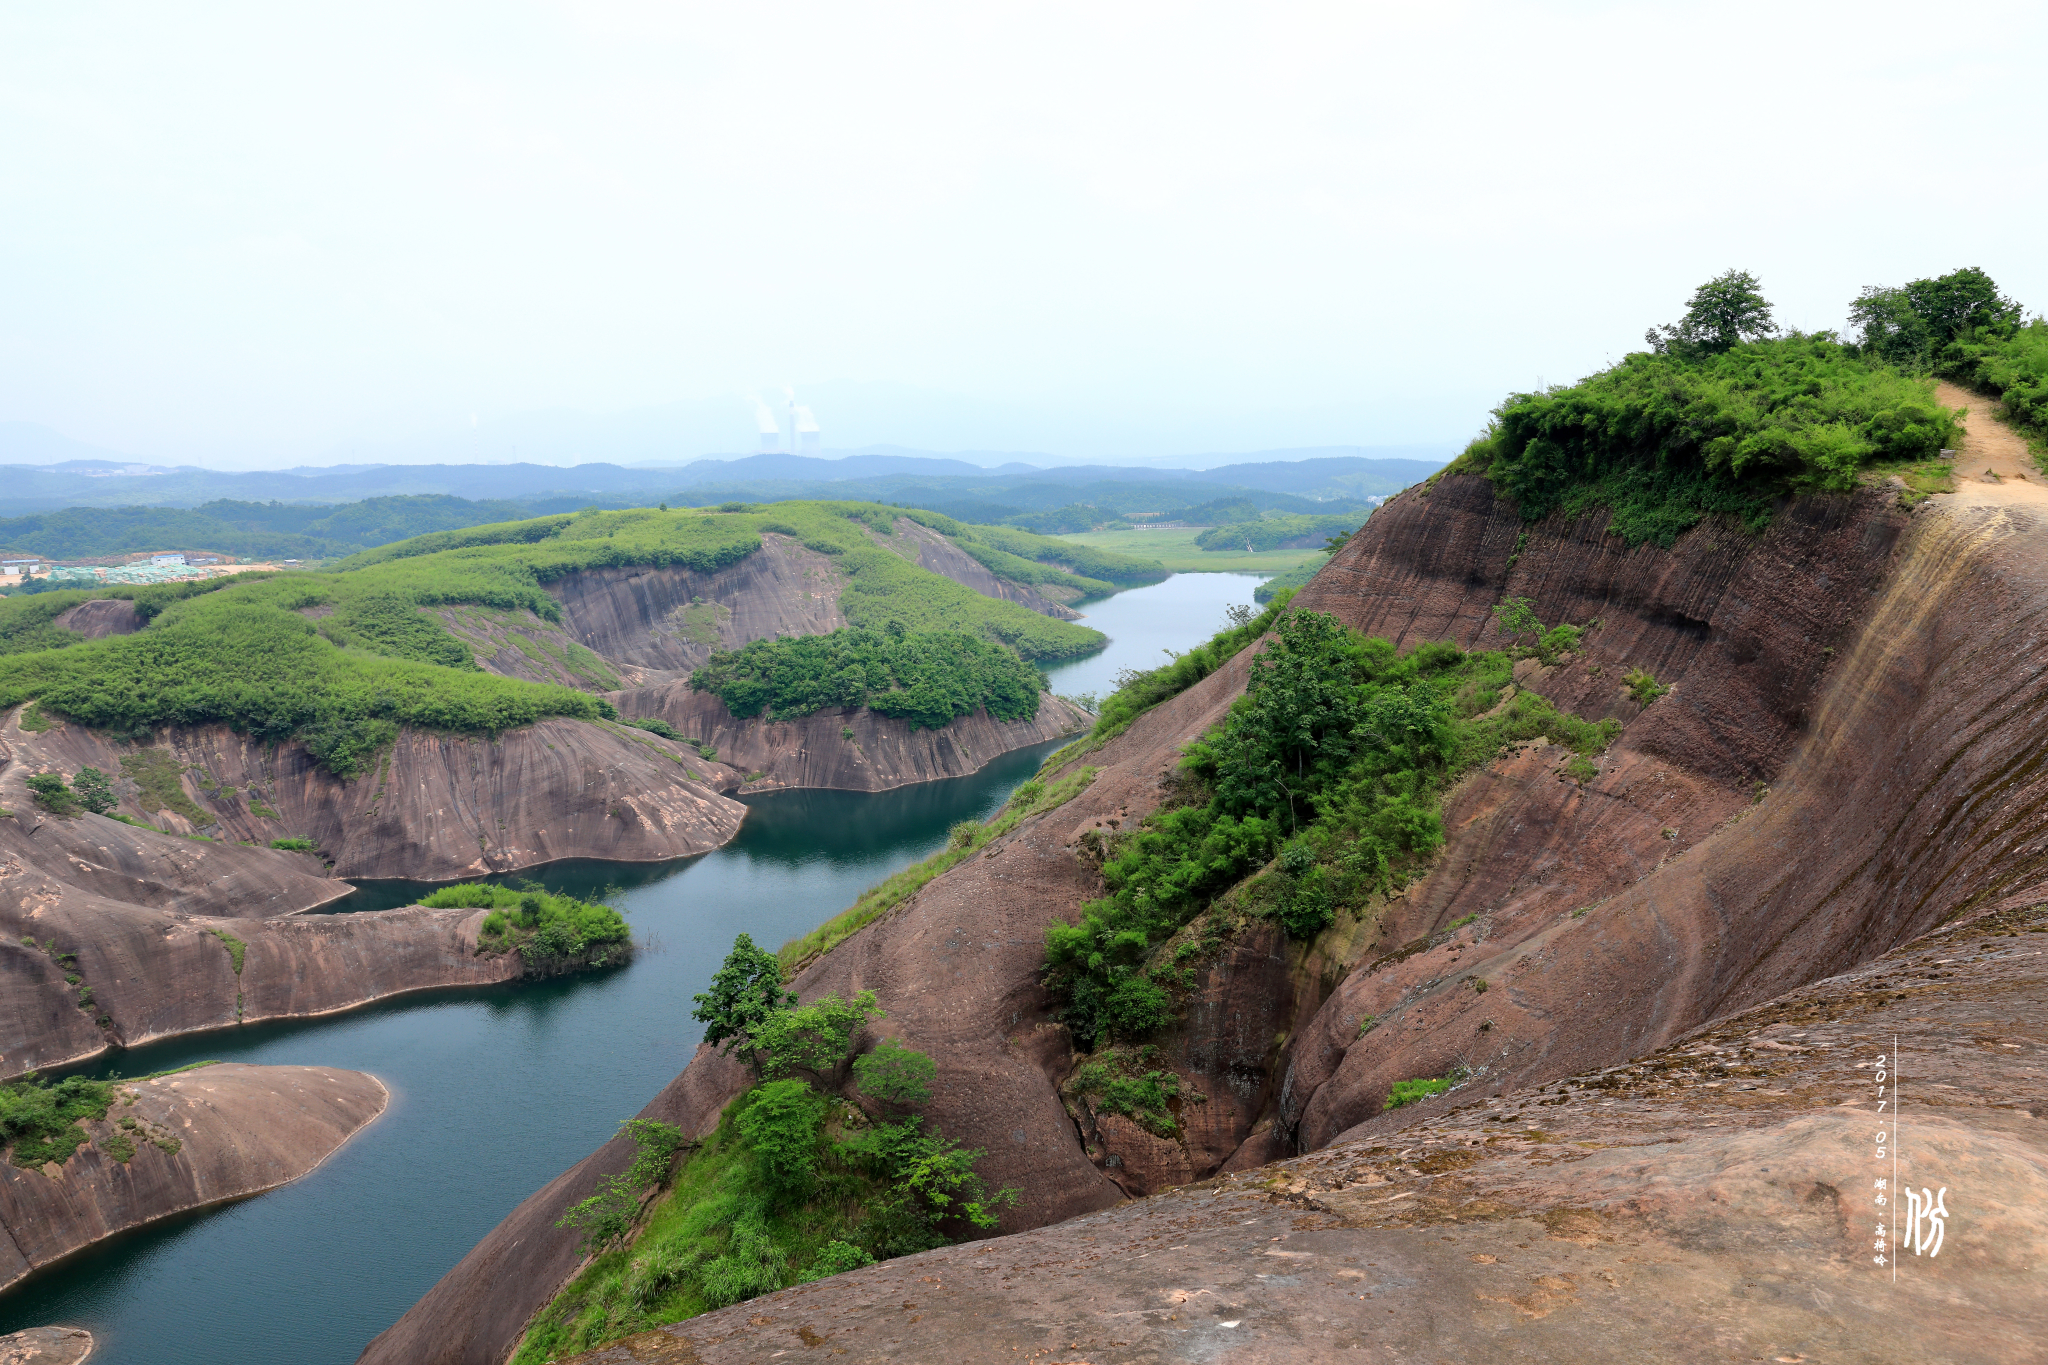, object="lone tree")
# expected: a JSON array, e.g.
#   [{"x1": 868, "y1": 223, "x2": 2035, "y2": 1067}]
[
  {"x1": 1646, "y1": 269, "x2": 1777, "y2": 356},
  {"x1": 72, "y1": 768, "x2": 116, "y2": 816},
  {"x1": 690, "y1": 933, "x2": 795, "y2": 1059}
]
